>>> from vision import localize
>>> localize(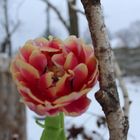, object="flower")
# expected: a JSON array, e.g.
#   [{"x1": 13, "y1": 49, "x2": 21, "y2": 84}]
[{"x1": 10, "y1": 36, "x2": 98, "y2": 116}]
